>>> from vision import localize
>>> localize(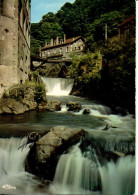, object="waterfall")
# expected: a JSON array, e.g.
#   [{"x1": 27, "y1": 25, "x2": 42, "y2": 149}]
[
  {"x1": 50, "y1": 144, "x2": 101, "y2": 194},
  {"x1": 50, "y1": 144, "x2": 135, "y2": 195},
  {"x1": 0, "y1": 137, "x2": 47, "y2": 194},
  {"x1": 99, "y1": 155, "x2": 135, "y2": 195},
  {"x1": 41, "y1": 77, "x2": 74, "y2": 96}
]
